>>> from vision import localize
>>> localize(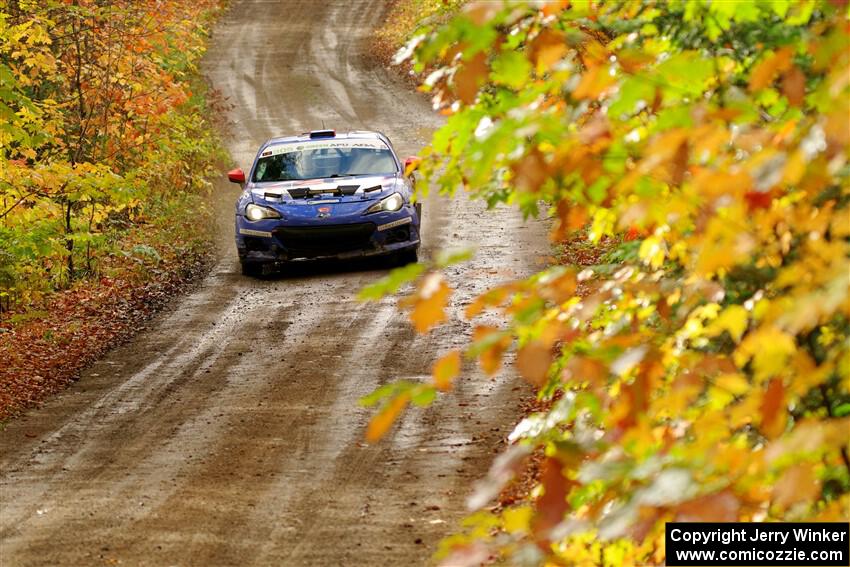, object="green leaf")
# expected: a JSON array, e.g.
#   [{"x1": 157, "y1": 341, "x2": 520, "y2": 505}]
[
  {"x1": 609, "y1": 76, "x2": 655, "y2": 118},
  {"x1": 435, "y1": 247, "x2": 475, "y2": 268},
  {"x1": 410, "y1": 384, "x2": 437, "y2": 407},
  {"x1": 359, "y1": 381, "x2": 413, "y2": 407},
  {"x1": 834, "y1": 403, "x2": 850, "y2": 418},
  {"x1": 491, "y1": 51, "x2": 532, "y2": 90},
  {"x1": 358, "y1": 262, "x2": 425, "y2": 301}
]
